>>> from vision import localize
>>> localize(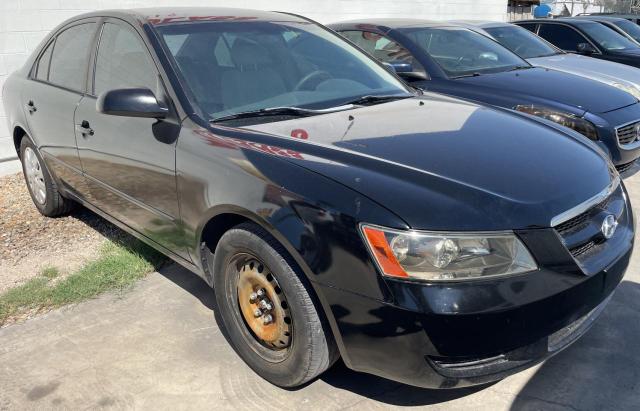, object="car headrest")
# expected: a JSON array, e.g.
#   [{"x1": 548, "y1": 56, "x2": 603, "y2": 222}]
[{"x1": 230, "y1": 38, "x2": 272, "y2": 70}]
